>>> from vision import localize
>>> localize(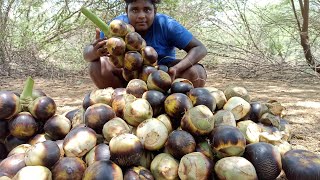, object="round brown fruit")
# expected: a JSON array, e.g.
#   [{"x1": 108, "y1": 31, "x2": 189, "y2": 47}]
[
  {"x1": 181, "y1": 105, "x2": 215, "y2": 136},
  {"x1": 139, "y1": 65, "x2": 158, "y2": 82},
  {"x1": 165, "y1": 130, "x2": 196, "y2": 159},
  {"x1": 4, "y1": 135, "x2": 28, "y2": 152},
  {"x1": 44, "y1": 114, "x2": 71, "y2": 140},
  {"x1": 109, "y1": 19, "x2": 128, "y2": 37},
  {"x1": 24, "y1": 140, "x2": 60, "y2": 168},
  {"x1": 0, "y1": 153, "x2": 26, "y2": 178},
  {"x1": 9, "y1": 112, "x2": 38, "y2": 140},
  {"x1": 282, "y1": 149, "x2": 320, "y2": 180},
  {"x1": 150, "y1": 153, "x2": 179, "y2": 180},
  {"x1": 84, "y1": 103, "x2": 116, "y2": 134},
  {"x1": 141, "y1": 46, "x2": 158, "y2": 66},
  {"x1": 147, "y1": 70, "x2": 172, "y2": 93},
  {"x1": 123, "y1": 98, "x2": 153, "y2": 127},
  {"x1": 243, "y1": 142, "x2": 282, "y2": 180},
  {"x1": 105, "y1": 37, "x2": 126, "y2": 56},
  {"x1": 124, "y1": 51, "x2": 143, "y2": 71},
  {"x1": 63, "y1": 126, "x2": 97, "y2": 157},
  {"x1": 214, "y1": 157, "x2": 257, "y2": 180},
  {"x1": 142, "y1": 90, "x2": 166, "y2": 117},
  {"x1": 125, "y1": 32, "x2": 146, "y2": 51},
  {"x1": 13, "y1": 166, "x2": 52, "y2": 180},
  {"x1": 178, "y1": 152, "x2": 213, "y2": 180},
  {"x1": 126, "y1": 79, "x2": 148, "y2": 98},
  {"x1": 224, "y1": 85, "x2": 250, "y2": 101},
  {"x1": 122, "y1": 68, "x2": 140, "y2": 82},
  {"x1": 0, "y1": 91, "x2": 21, "y2": 120},
  {"x1": 124, "y1": 166, "x2": 154, "y2": 180},
  {"x1": 102, "y1": 117, "x2": 131, "y2": 143},
  {"x1": 248, "y1": 101, "x2": 269, "y2": 122},
  {"x1": 209, "y1": 125, "x2": 246, "y2": 159},
  {"x1": 164, "y1": 93, "x2": 193, "y2": 119},
  {"x1": 82, "y1": 160, "x2": 123, "y2": 180},
  {"x1": 28, "y1": 96, "x2": 56, "y2": 121},
  {"x1": 108, "y1": 54, "x2": 124, "y2": 68},
  {"x1": 109, "y1": 133, "x2": 143, "y2": 167},
  {"x1": 112, "y1": 94, "x2": 136, "y2": 119},
  {"x1": 171, "y1": 78, "x2": 194, "y2": 94},
  {"x1": 85, "y1": 144, "x2": 111, "y2": 166}
]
